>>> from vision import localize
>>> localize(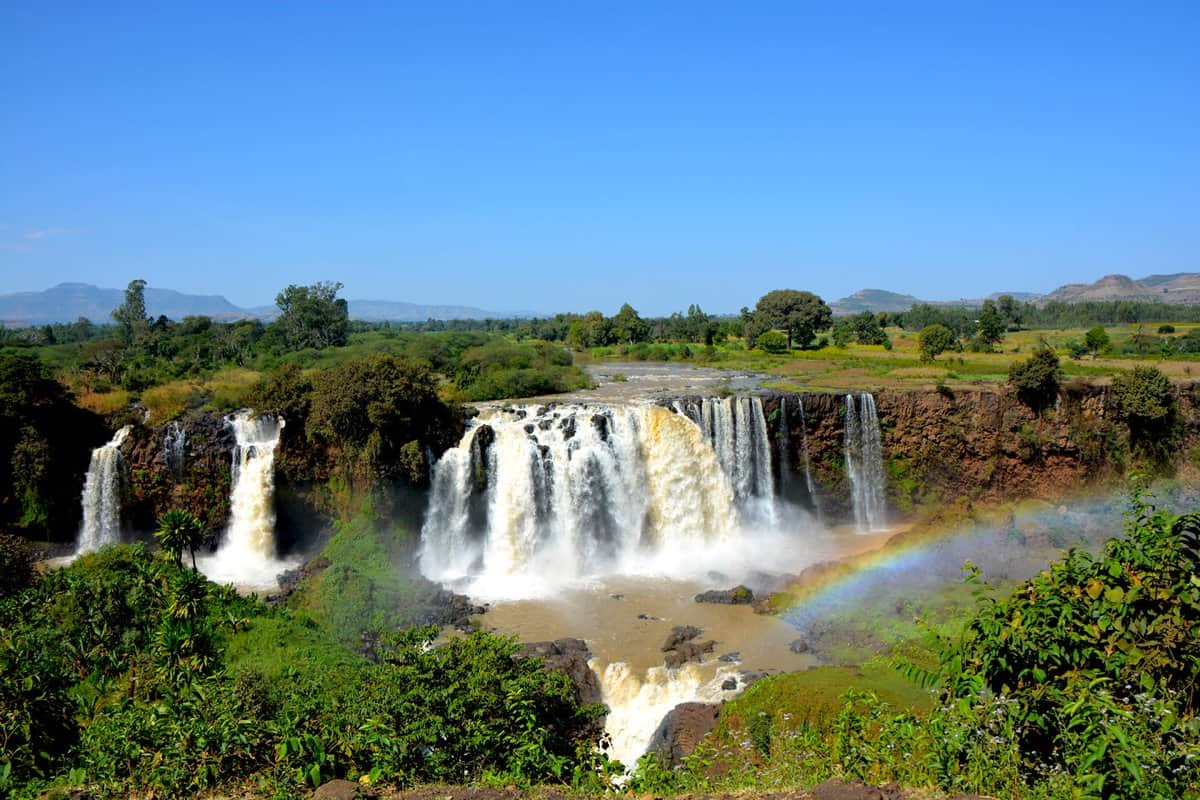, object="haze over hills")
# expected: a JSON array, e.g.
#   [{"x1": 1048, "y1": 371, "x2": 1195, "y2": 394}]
[
  {"x1": 830, "y1": 274, "x2": 1200, "y2": 315},
  {"x1": 0, "y1": 283, "x2": 533, "y2": 326}
]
